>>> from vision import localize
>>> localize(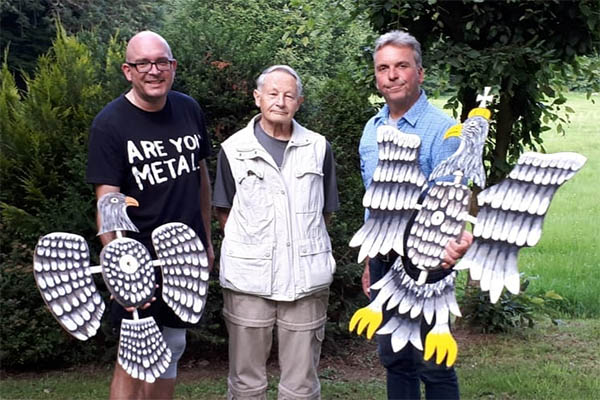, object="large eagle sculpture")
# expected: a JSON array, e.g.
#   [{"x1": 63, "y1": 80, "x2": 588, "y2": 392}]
[
  {"x1": 349, "y1": 88, "x2": 587, "y2": 367},
  {"x1": 33, "y1": 192, "x2": 209, "y2": 383}
]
